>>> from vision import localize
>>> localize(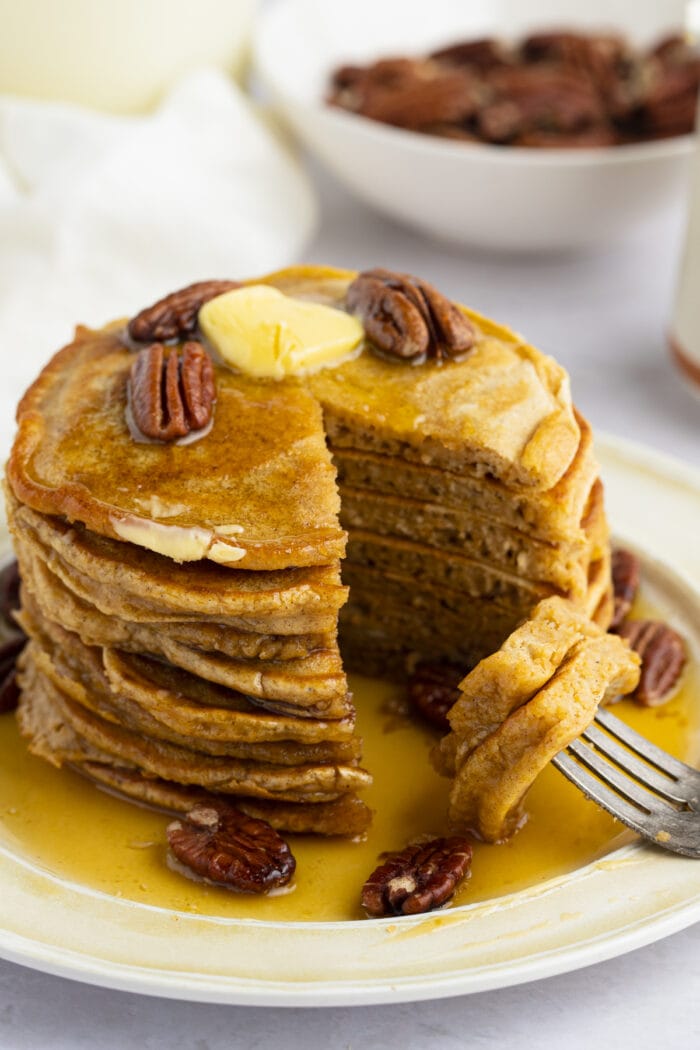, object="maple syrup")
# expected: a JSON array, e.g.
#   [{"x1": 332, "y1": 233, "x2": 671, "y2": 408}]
[{"x1": 0, "y1": 657, "x2": 696, "y2": 923}]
